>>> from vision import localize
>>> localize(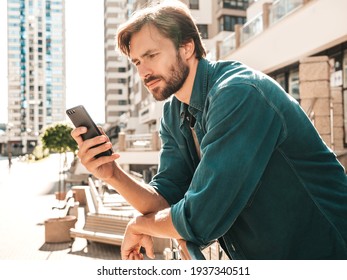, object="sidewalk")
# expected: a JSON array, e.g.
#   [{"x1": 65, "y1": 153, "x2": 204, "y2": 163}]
[{"x1": 0, "y1": 154, "x2": 122, "y2": 260}]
